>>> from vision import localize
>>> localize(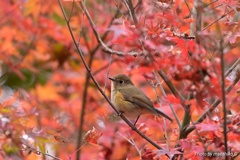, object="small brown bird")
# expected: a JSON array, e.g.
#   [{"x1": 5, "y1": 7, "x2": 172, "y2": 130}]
[{"x1": 109, "y1": 74, "x2": 173, "y2": 125}]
